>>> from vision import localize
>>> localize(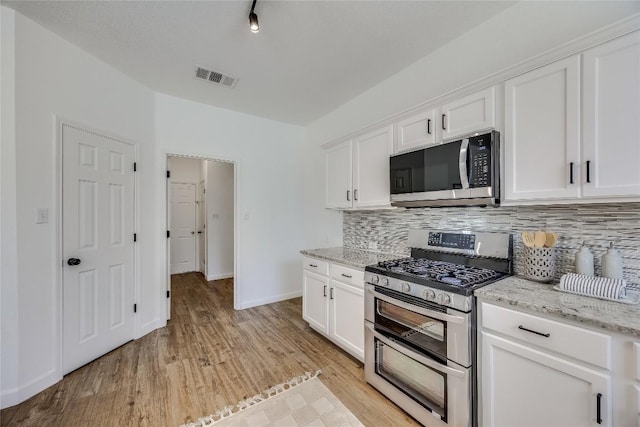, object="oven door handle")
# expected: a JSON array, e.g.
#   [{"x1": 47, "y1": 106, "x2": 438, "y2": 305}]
[
  {"x1": 365, "y1": 322, "x2": 466, "y2": 378},
  {"x1": 366, "y1": 287, "x2": 465, "y2": 324}
]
